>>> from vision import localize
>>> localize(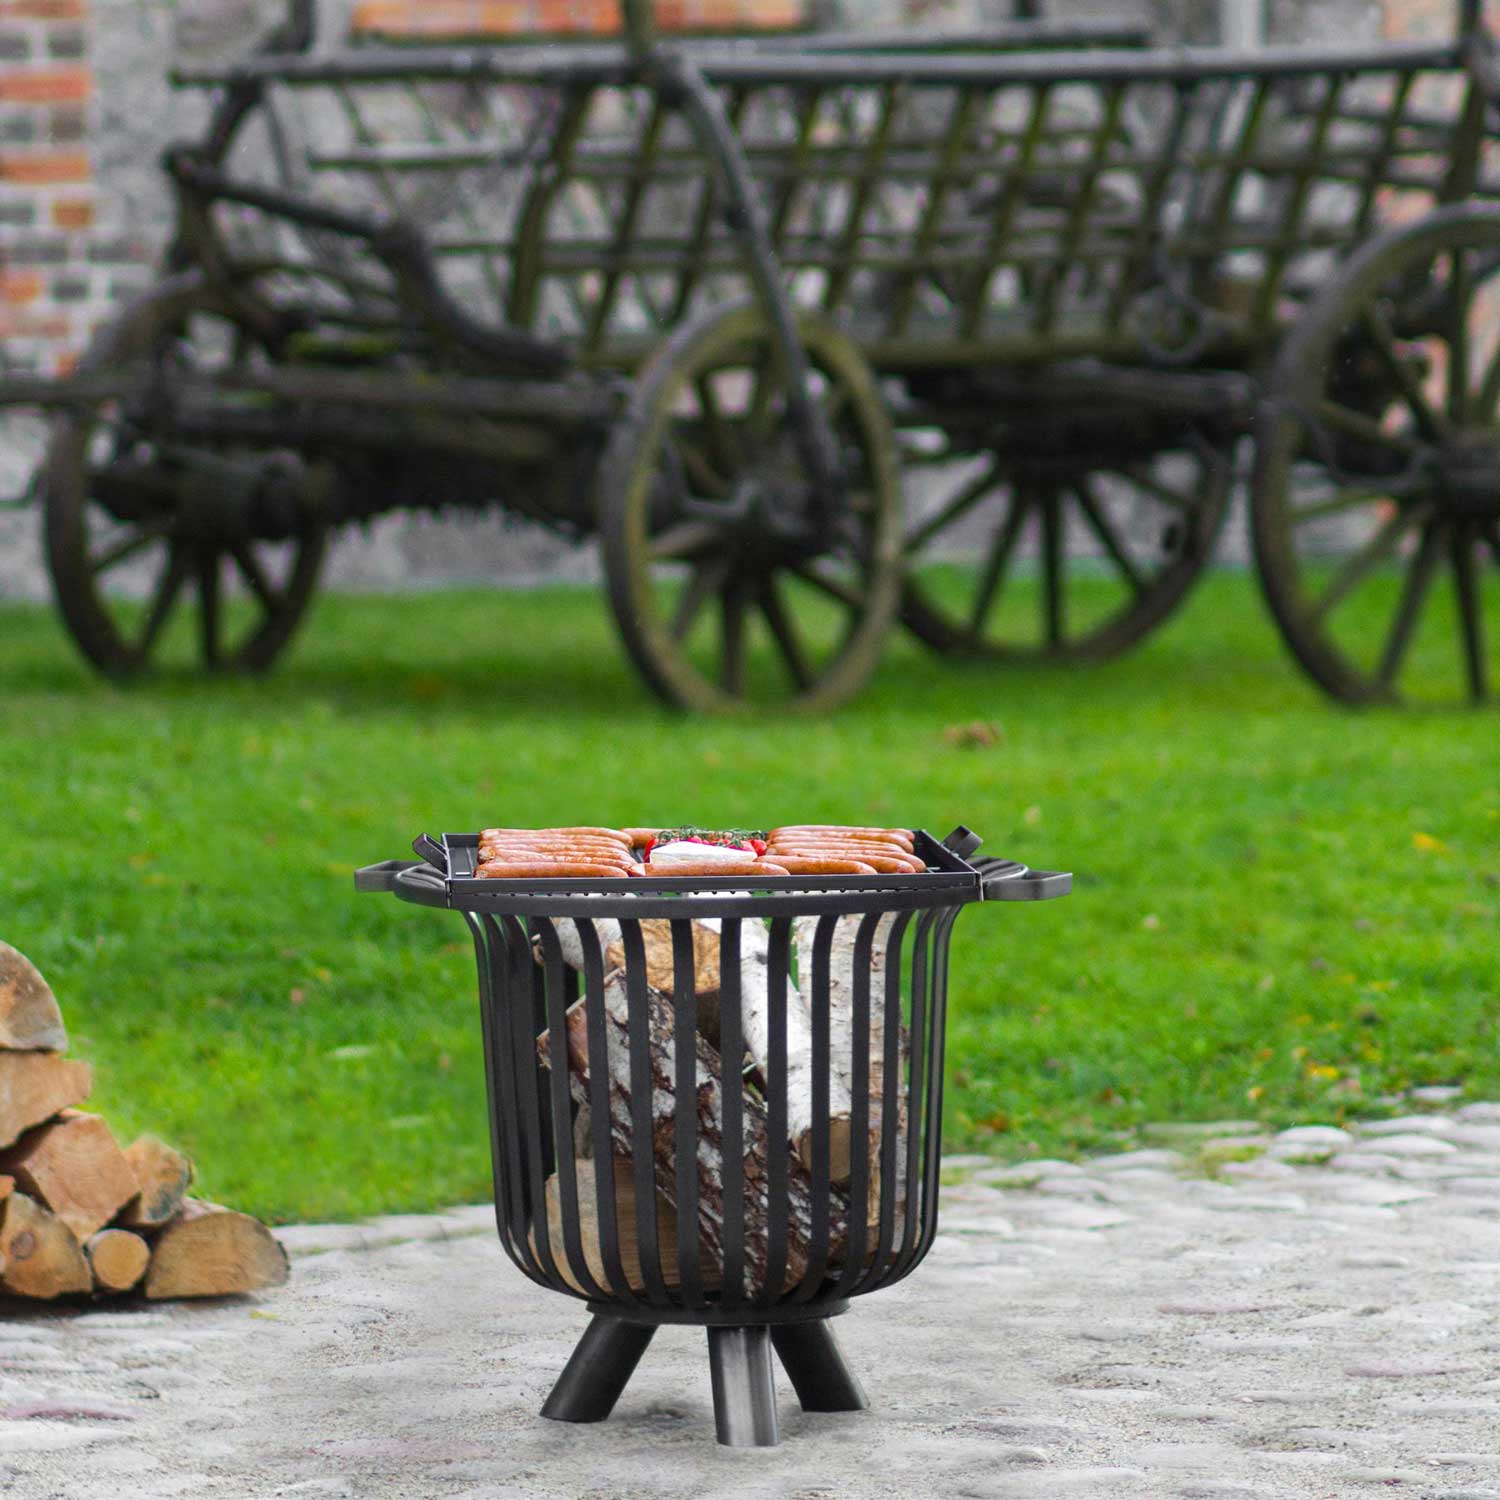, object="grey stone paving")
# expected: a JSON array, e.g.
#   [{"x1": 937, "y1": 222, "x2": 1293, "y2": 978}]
[{"x1": 5, "y1": 1104, "x2": 1500, "y2": 1499}]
